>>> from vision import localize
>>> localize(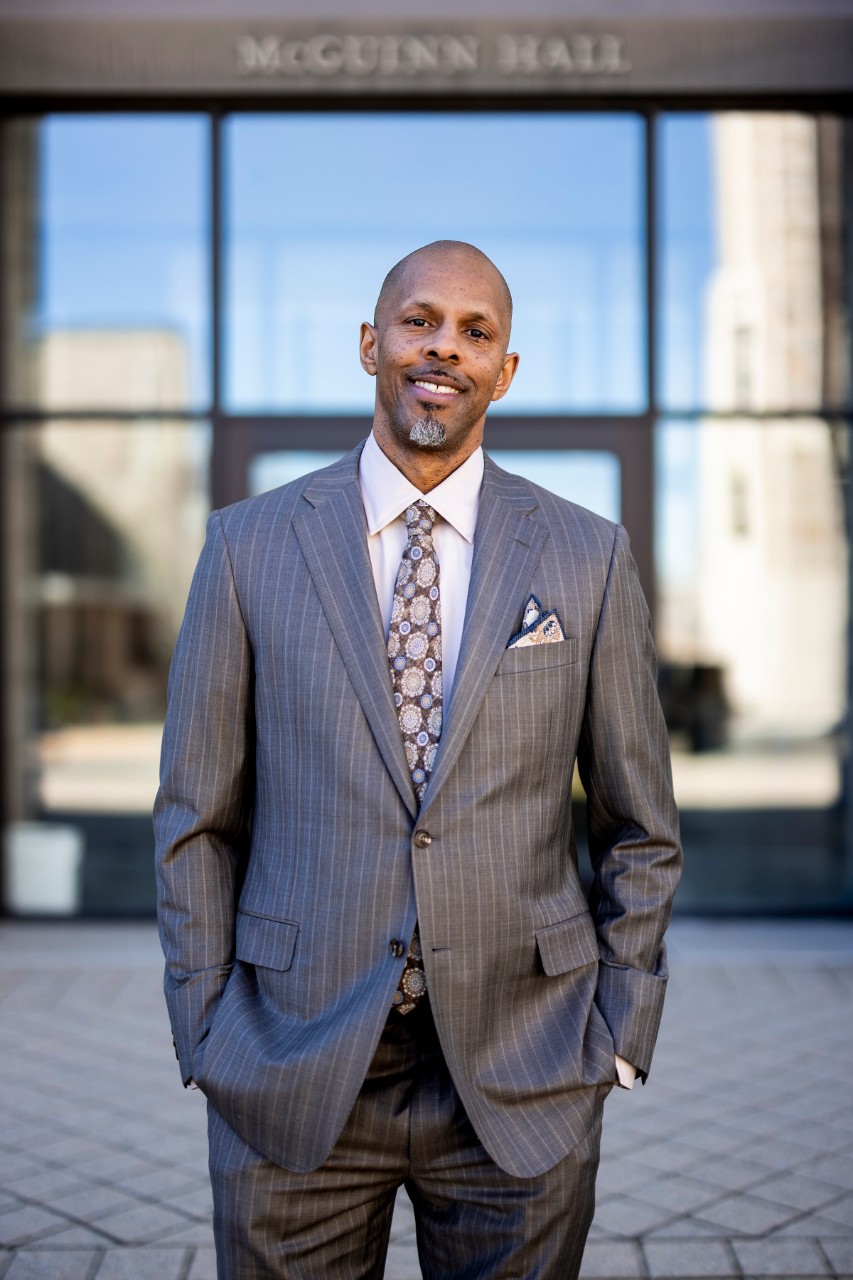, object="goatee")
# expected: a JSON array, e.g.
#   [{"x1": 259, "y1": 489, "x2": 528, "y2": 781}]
[{"x1": 409, "y1": 416, "x2": 446, "y2": 449}]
